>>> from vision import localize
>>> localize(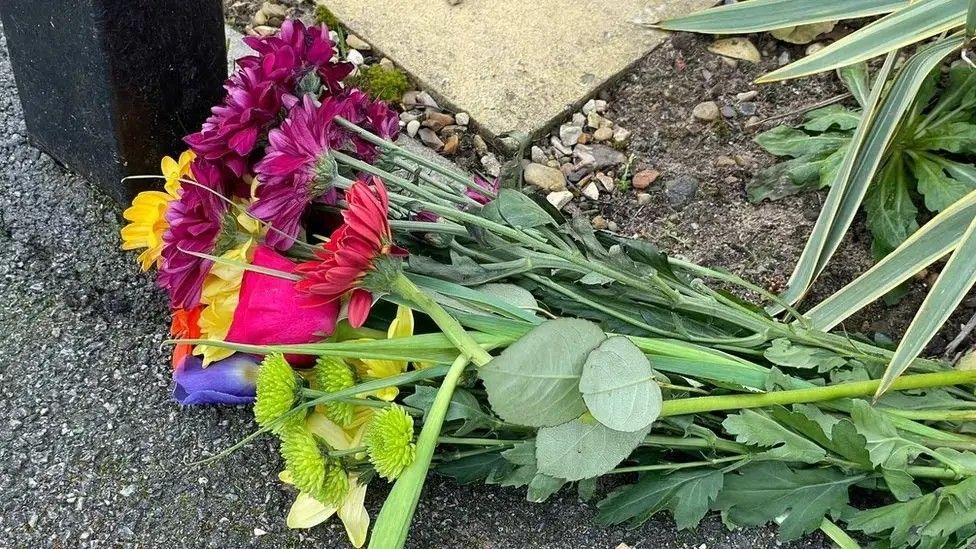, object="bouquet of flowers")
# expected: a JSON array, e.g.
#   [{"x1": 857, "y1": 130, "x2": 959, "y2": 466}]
[{"x1": 121, "y1": 20, "x2": 976, "y2": 549}]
